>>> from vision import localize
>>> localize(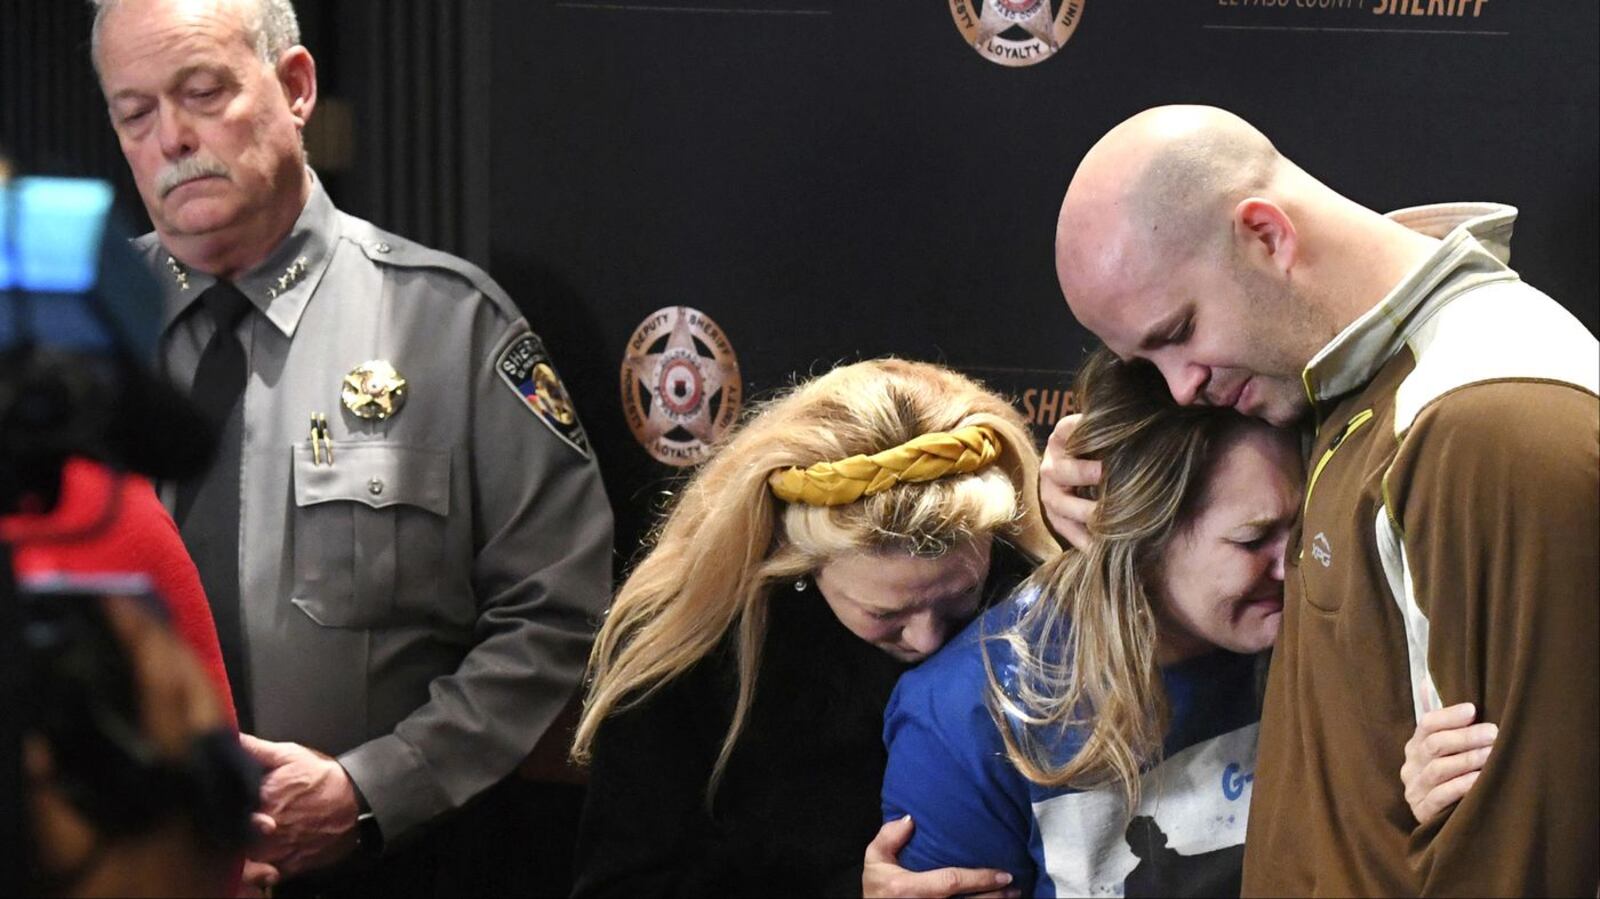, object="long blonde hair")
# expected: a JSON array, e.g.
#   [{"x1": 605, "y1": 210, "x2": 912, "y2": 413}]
[
  {"x1": 988, "y1": 348, "x2": 1253, "y2": 811},
  {"x1": 572, "y1": 358, "x2": 1058, "y2": 799}
]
